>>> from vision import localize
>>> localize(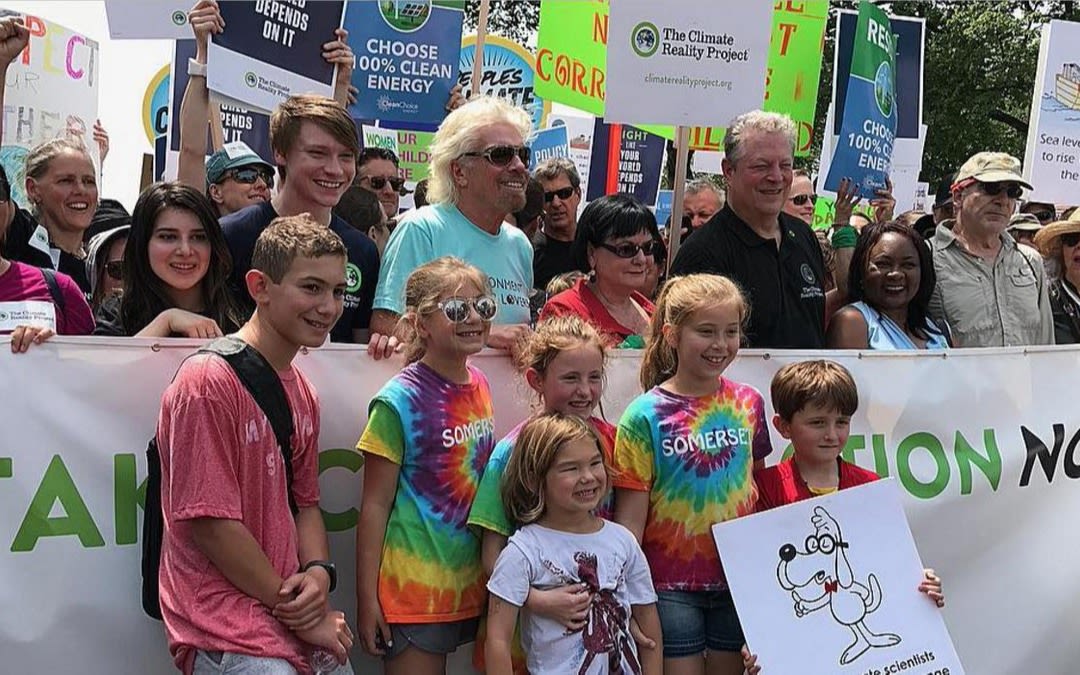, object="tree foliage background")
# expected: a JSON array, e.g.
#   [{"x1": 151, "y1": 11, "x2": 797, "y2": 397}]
[{"x1": 465, "y1": 0, "x2": 1080, "y2": 187}]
